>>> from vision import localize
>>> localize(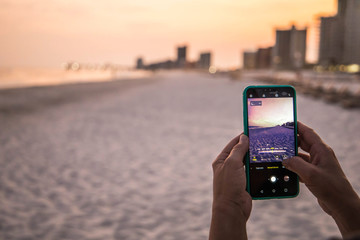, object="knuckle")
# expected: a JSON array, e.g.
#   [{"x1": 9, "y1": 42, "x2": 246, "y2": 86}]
[
  {"x1": 310, "y1": 142, "x2": 327, "y2": 154},
  {"x1": 306, "y1": 167, "x2": 319, "y2": 182},
  {"x1": 212, "y1": 154, "x2": 226, "y2": 168},
  {"x1": 326, "y1": 145, "x2": 336, "y2": 156},
  {"x1": 232, "y1": 143, "x2": 243, "y2": 150},
  {"x1": 302, "y1": 127, "x2": 315, "y2": 137},
  {"x1": 211, "y1": 160, "x2": 216, "y2": 168},
  {"x1": 212, "y1": 159, "x2": 220, "y2": 168},
  {"x1": 311, "y1": 142, "x2": 336, "y2": 159},
  {"x1": 232, "y1": 144, "x2": 247, "y2": 155}
]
